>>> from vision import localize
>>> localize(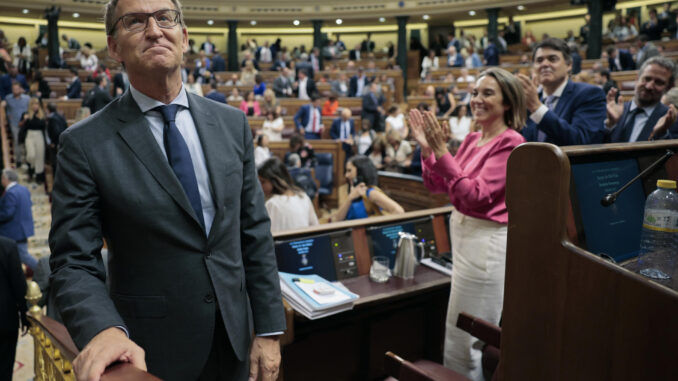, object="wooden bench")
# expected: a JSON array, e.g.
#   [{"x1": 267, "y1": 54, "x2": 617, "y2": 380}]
[
  {"x1": 49, "y1": 82, "x2": 96, "y2": 98},
  {"x1": 378, "y1": 171, "x2": 449, "y2": 212},
  {"x1": 247, "y1": 116, "x2": 361, "y2": 140}
]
